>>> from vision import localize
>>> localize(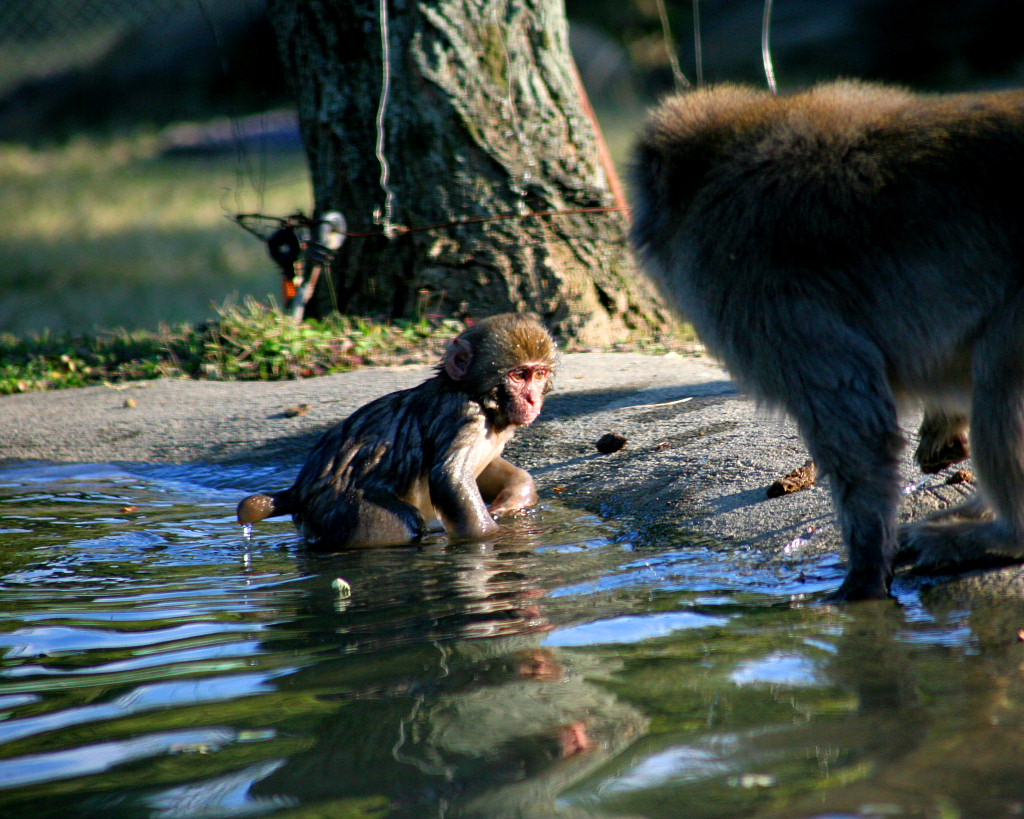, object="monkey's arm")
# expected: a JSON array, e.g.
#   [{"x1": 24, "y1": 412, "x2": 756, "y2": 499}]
[
  {"x1": 429, "y1": 423, "x2": 501, "y2": 540},
  {"x1": 477, "y1": 456, "x2": 538, "y2": 517}
]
